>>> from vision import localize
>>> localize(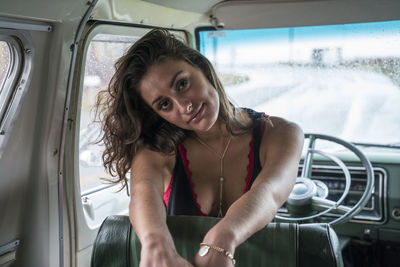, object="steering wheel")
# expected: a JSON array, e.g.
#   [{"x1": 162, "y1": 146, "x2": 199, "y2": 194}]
[{"x1": 275, "y1": 133, "x2": 374, "y2": 226}]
